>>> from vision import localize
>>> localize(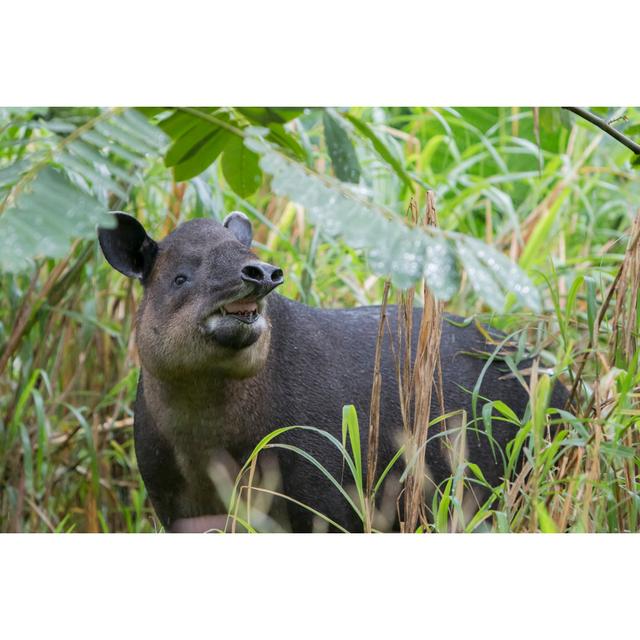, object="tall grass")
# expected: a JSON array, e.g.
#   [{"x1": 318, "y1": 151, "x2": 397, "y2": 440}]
[{"x1": 1, "y1": 107, "x2": 638, "y2": 532}]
